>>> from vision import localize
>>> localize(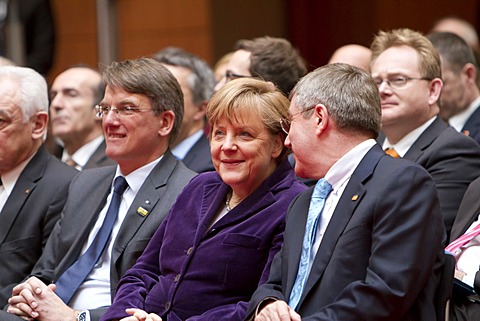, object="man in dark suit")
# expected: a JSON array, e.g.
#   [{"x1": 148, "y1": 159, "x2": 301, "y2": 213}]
[
  {"x1": 370, "y1": 28, "x2": 480, "y2": 241},
  {"x1": 49, "y1": 66, "x2": 116, "y2": 170},
  {"x1": 3, "y1": 58, "x2": 196, "y2": 321},
  {"x1": 428, "y1": 31, "x2": 480, "y2": 144},
  {"x1": 0, "y1": 66, "x2": 78, "y2": 306},
  {"x1": 246, "y1": 63, "x2": 445, "y2": 321},
  {"x1": 154, "y1": 47, "x2": 216, "y2": 173},
  {"x1": 446, "y1": 177, "x2": 480, "y2": 321},
  {"x1": 0, "y1": 0, "x2": 55, "y2": 75}
]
